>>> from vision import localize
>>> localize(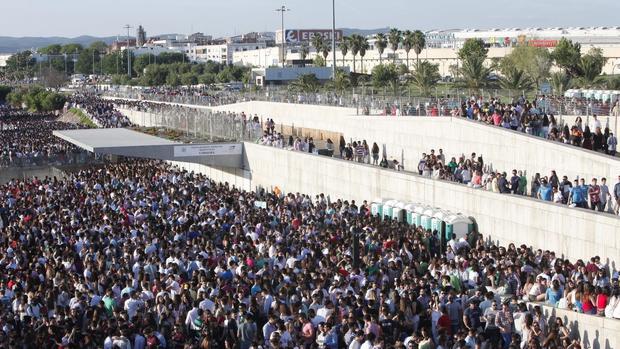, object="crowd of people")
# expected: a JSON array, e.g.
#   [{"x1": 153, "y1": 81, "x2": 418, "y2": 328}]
[
  {"x1": 0, "y1": 105, "x2": 90, "y2": 167},
  {"x1": 416, "y1": 149, "x2": 620, "y2": 215},
  {"x1": 2, "y1": 95, "x2": 620, "y2": 349},
  {"x1": 1, "y1": 153, "x2": 619, "y2": 348},
  {"x1": 68, "y1": 95, "x2": 132, "y2": 128}
]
